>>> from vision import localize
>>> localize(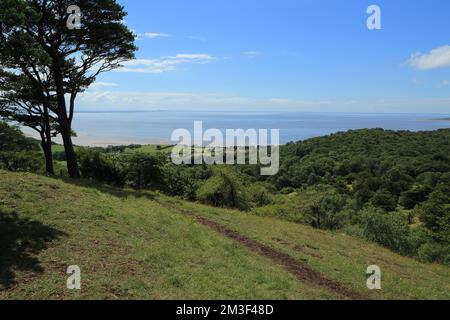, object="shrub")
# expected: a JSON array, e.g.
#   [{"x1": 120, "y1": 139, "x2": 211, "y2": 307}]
[
  {"x1": 197, "y1": 167, "x2": 250, "y2": 210},
  {"x1": 78, "y1": 149, "x2": 124, "y2": 186},
  {"x1": 125, "y1": 153, "x2": 166, "y2": 189},
  {"x1": 417, "y1": 242, "x2": 450, "y2": 266},
  {"x1": 370, "y1": 189, "x2": 398, "y2": 211},
  {"x1": 162, "y1": 165, "x2": 197, "y2": 200},
  {"x1": 360, "y1": 207, "x2": 414, "y2": 255},
  {"x1": 248, "y1": 183, "x2": 274, "y2": 207},
  {"x1": 419, "y1": 185, "x2": 450, "y2": 245},
  {"x1": 0, "y1": 122, "x2": 43, "y2": 172},
  {"x1": 399, "y1": 184, "x2": 432, "y2": 210},
  {"x1": 303, "y1": 193, "x2": 349, "y2": 230},
  {"x1": 279, "y1": 187, "x2": 296, "y2": 195}
]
